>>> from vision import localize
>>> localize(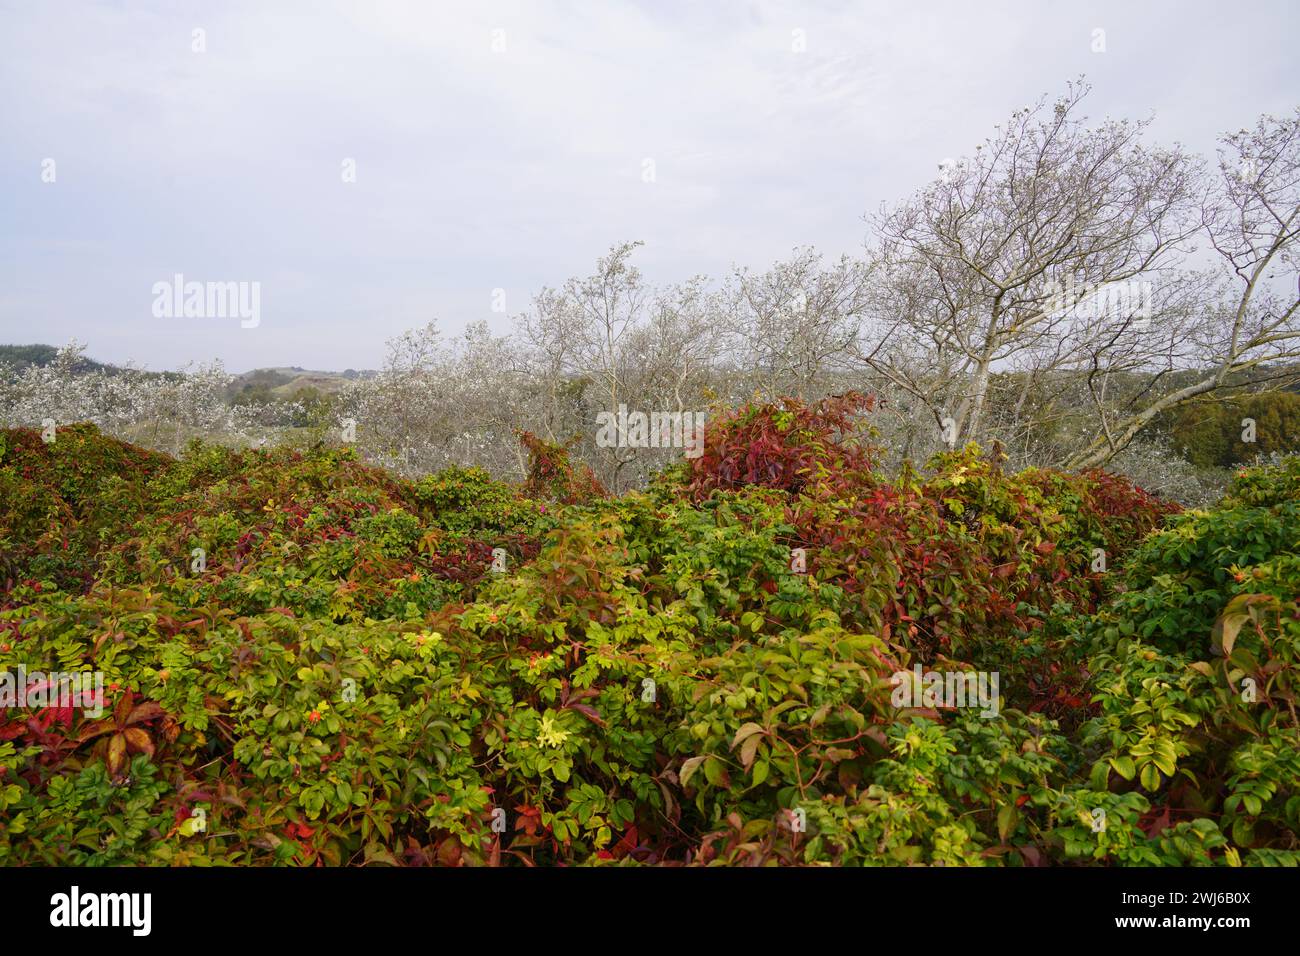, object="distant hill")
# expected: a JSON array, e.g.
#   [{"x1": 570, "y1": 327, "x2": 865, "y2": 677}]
[
  {"x1": 226, "y1": 366, "x2": 372, "y2": 403},
  {"x1": 0, "y1": 343, "x2": 115, "y2": 375},
  {"x1": 0, "y1": 345, "x2": 373, "y2": 397}
]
